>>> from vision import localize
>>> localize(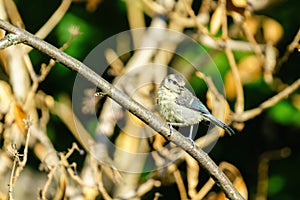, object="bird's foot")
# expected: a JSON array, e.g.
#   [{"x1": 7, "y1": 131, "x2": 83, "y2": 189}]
[
  {"x1": 187, "y1": 137, "x2": 195, "y2": 148},
  {"x1": 167, "y1": 123, "x2": 174, "y2": 137}
]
